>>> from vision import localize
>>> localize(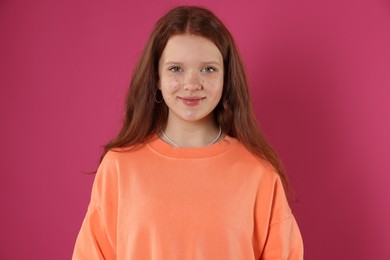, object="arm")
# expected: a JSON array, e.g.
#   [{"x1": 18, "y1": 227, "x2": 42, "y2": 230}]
[
  {"x1": 256, "y1": 175, "x2": 304, "y2": 260},
  {"x1": 261, "y1": 213, "x2": 303, "y2": 259},
  {"x1": 72, "y1": 152, "x2": 118, "y2": 260}
]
